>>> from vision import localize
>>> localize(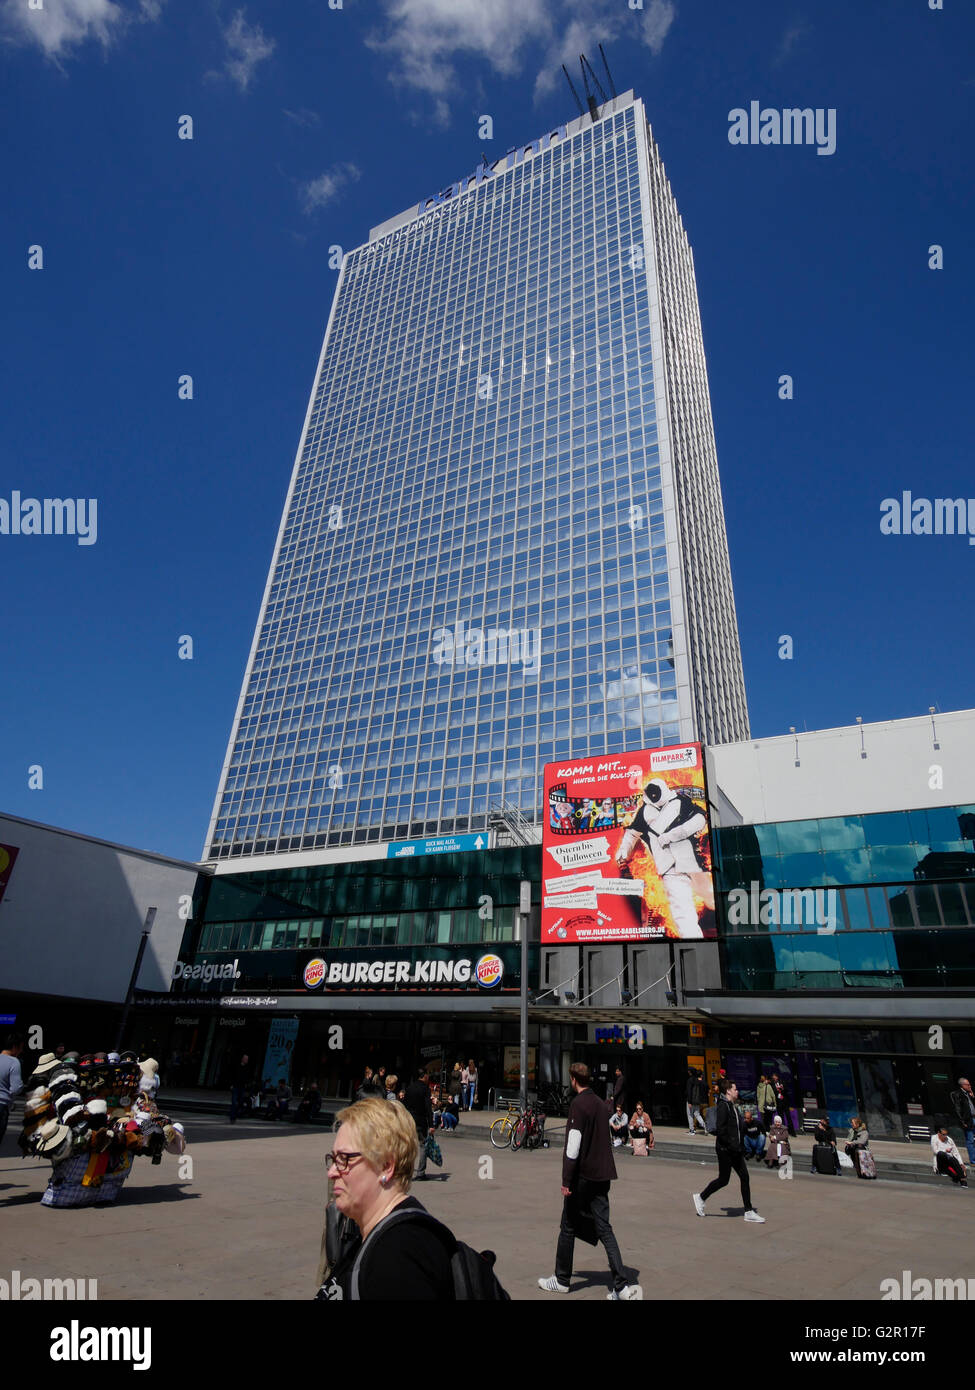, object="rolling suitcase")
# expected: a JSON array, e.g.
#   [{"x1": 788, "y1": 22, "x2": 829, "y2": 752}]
[
  {"x1": 812, "y1": 1143, "x2": 838, "y2": 1175},
  {"x1": 855, "y1": 1149, "x2": 877, "y2": 1179}
]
